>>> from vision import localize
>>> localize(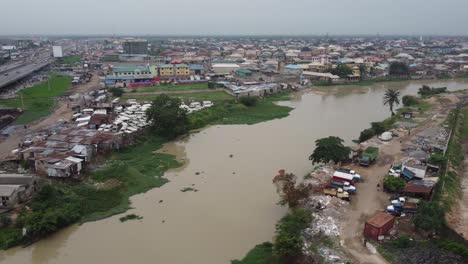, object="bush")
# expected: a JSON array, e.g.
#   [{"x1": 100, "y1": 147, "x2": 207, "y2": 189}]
[
  {"x1": 359, "y1": 128, "x2": 375, "y2": 142},
  {"x1": 239, "y1": 96, "x2": 258, "y2": 107},
  {"x1": 383, "y1": 176, "x2": 407, "y2": 192},
  {"x1": 392, "y1": 235, "x2": 412, "y2": 248},
  {"x1": 274, "y1": 209, "x2": 312, "y2": 260},
  {"x1": 371, "y1": 122, "x2": 387, "y2": 135},
  {"x1": 418, "y1": 85, "x2": 447, "y2": 98},
  {"x1": 108, "y1": 87, "x2": 124, "y2": 97},
  {"x1": 402, "y1": 95, "x2": 419, "y2": 107},
  {"x1": 428, "y1": 153, "x2": 447, "y2": 167}
]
